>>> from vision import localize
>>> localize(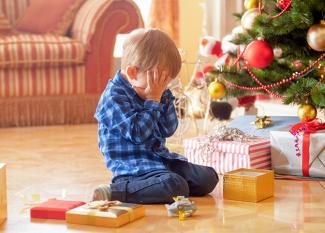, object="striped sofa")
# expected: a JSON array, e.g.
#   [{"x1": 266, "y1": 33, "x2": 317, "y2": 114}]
[{"x1": 0, "y1": 0, "x2": 143, "y2": 127}]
